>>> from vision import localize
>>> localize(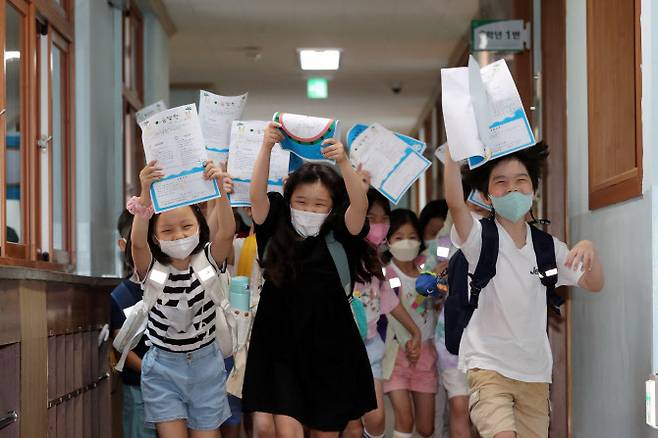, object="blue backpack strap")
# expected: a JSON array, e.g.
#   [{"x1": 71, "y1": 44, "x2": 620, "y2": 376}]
[
  {"x1": 529, "y1": 225, "x2": 562, "y2": 315},
  {"x1": 467, "y1": 217, "x2": 499, "y2": 309},
  {"x1": 324, "y1": 231, "x2": 352, "y2": 297}
]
